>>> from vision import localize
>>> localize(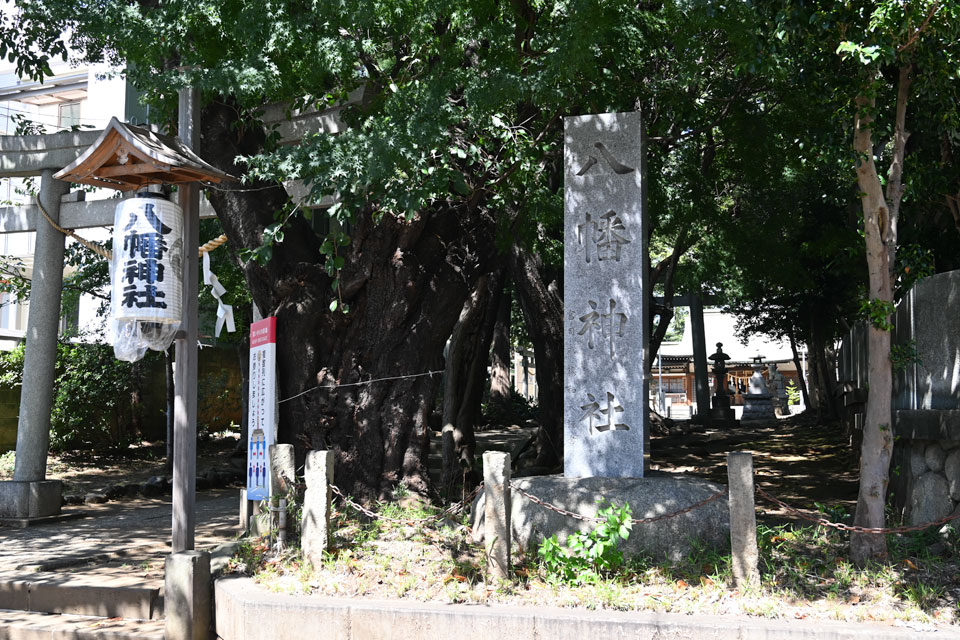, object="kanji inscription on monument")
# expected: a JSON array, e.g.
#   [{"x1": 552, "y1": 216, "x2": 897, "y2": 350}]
[{"x1": 564, "y1": 112, "x2": 647, "y2": 478}]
